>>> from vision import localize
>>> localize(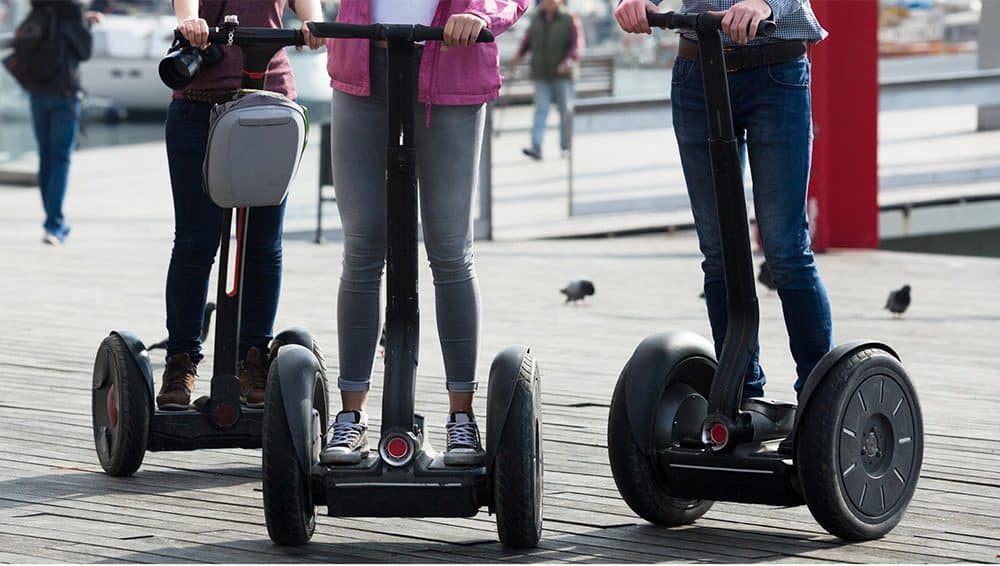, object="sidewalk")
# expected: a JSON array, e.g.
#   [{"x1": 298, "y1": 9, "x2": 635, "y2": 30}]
[{"x1": 0, "y1": 128, "x2": 999, "y2": 561}]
